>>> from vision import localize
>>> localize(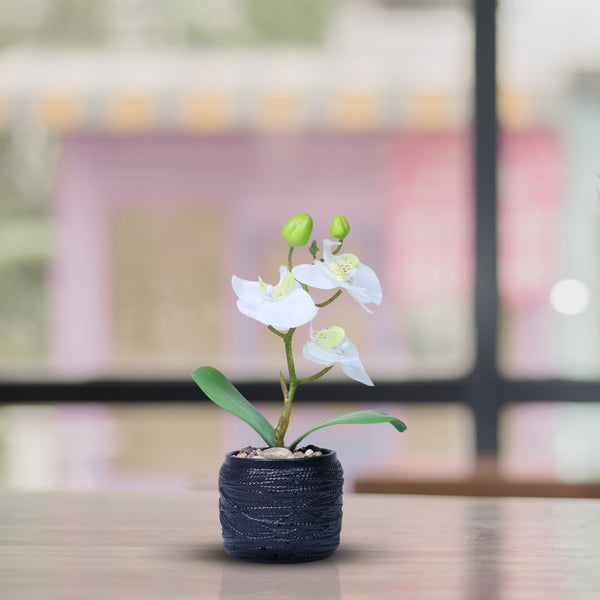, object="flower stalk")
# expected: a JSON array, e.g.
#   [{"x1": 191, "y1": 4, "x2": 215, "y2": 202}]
[
  {"x1": 315, "y1": 289, "x2": 343, "y2": 308},
  {"x1": 191, "y1": 212, "x2": 406, "y2": 451},
  {"x1": 270, "y1": 216, "x2": 380, "y2": 445},
  {"x1": 273, "y1": 322, "x2": 334, "y2": 446}
]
